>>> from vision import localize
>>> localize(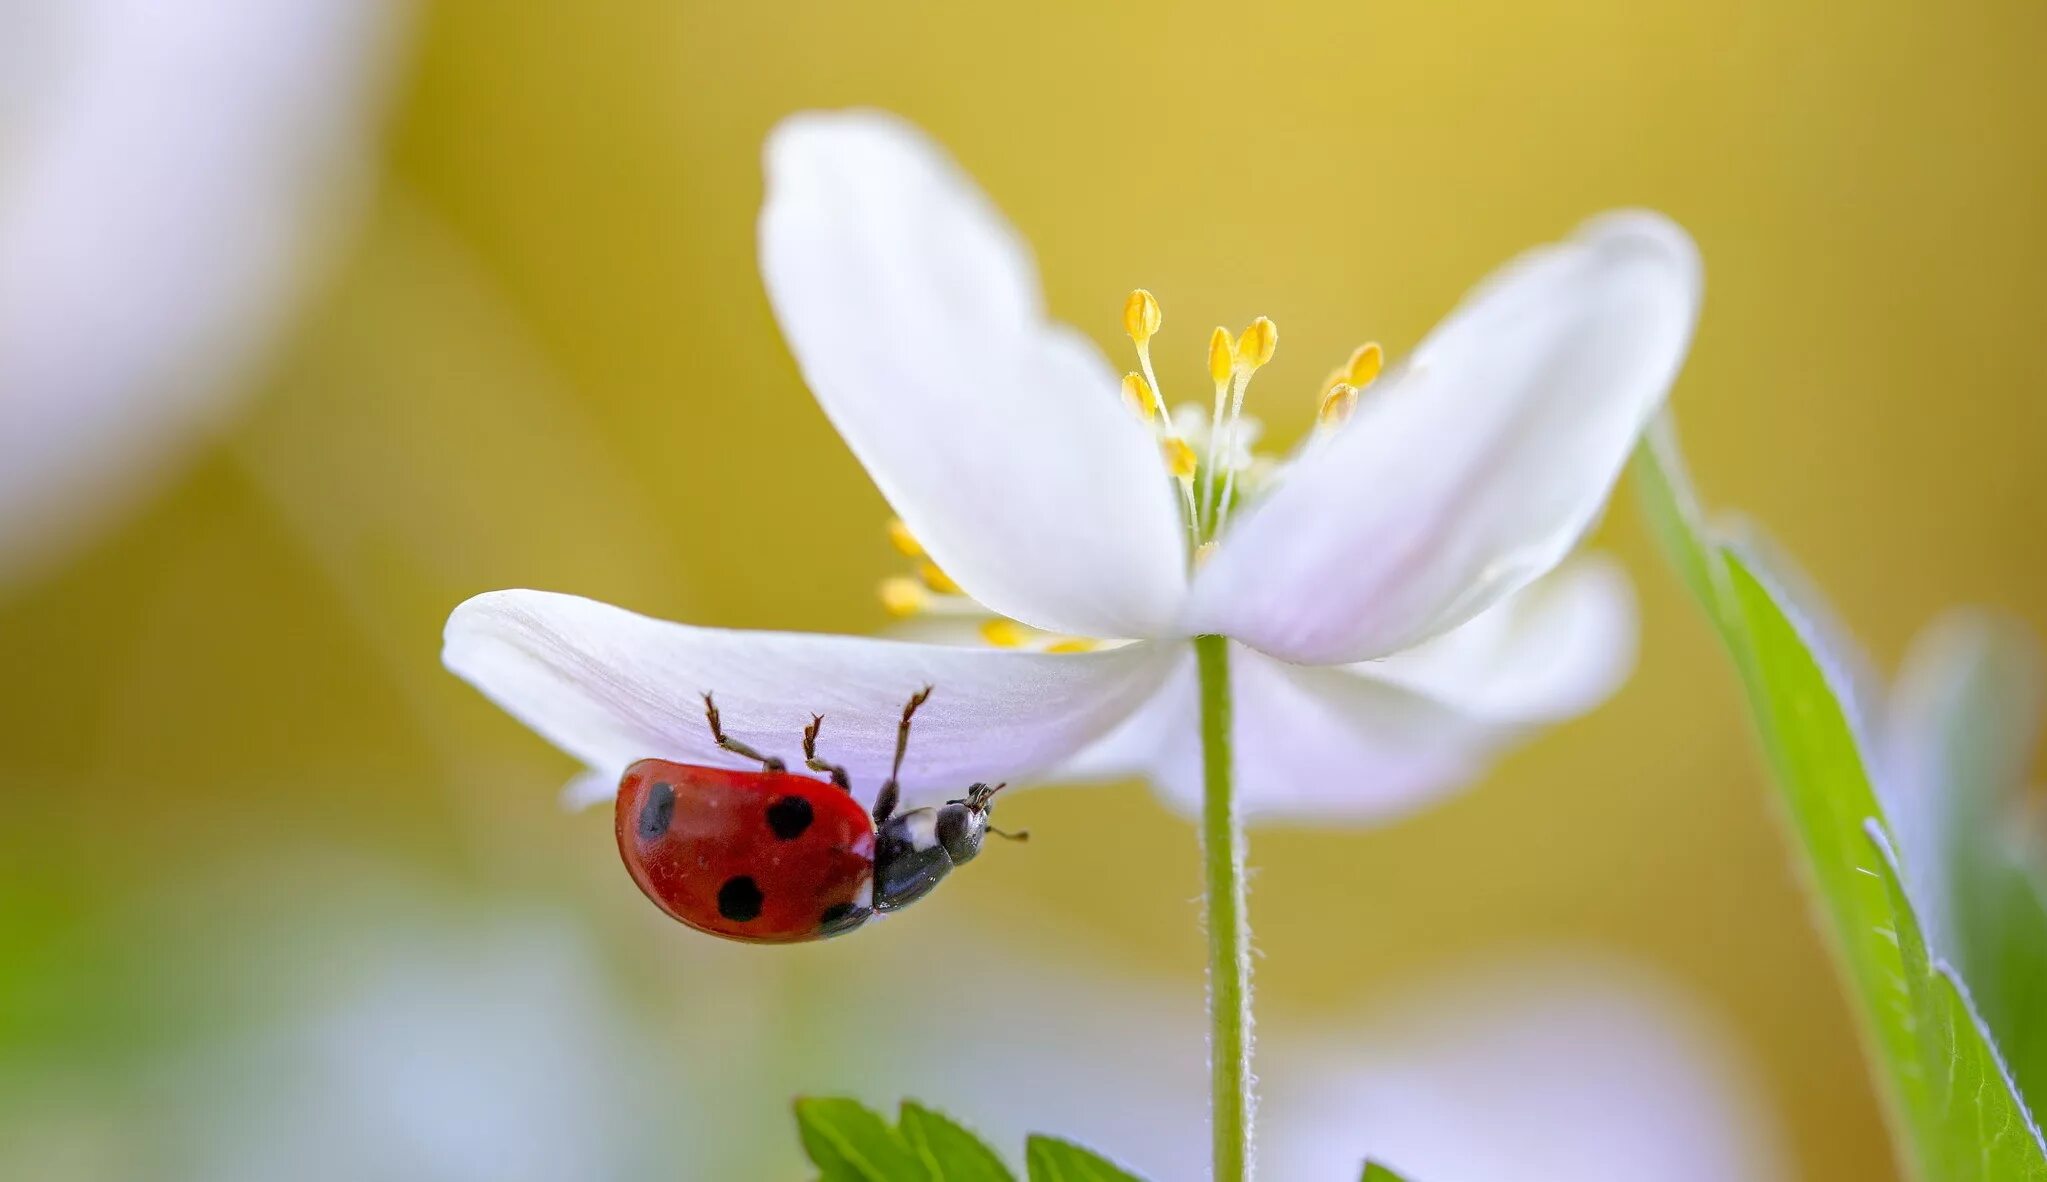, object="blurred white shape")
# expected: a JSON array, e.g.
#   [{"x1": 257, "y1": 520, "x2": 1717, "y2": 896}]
[
  {"x1": 1261, "y1": 957, "x2": 1788, "y2": 1181},
  {"x1": 0, "y1": 0, "x2": 405, "y2": 586},
  {"x1": 186, "y1": 912, "x2": 669, "y2": 1182},
  {"x1": 811, "y1": 929, "x2": 1786, "y2": 1181}
]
